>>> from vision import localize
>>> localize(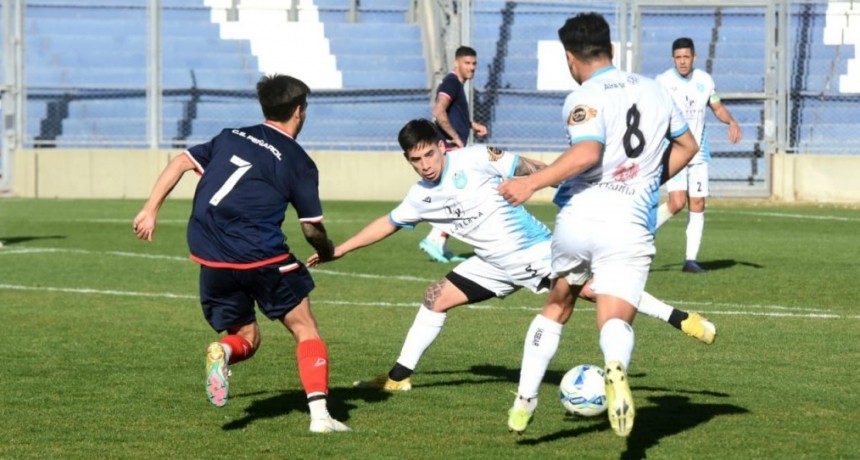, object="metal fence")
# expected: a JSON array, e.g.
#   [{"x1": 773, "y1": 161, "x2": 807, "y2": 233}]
[{"x1": 1, "y1": 0, "x2": 858, "y2": 197}]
